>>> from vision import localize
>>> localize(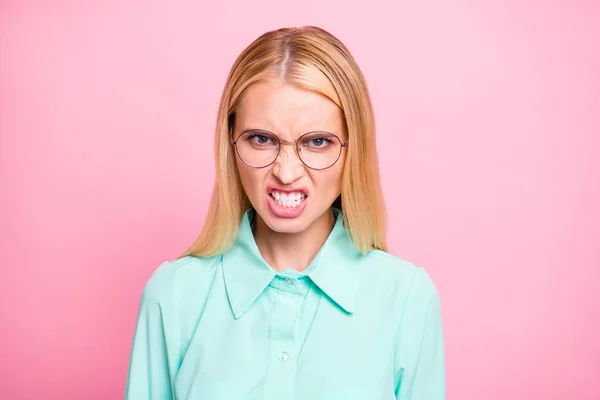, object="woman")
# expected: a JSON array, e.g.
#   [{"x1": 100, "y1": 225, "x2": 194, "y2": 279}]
[{"x1": 125, "y1": 26, "x2": 445, "y2": 399}]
